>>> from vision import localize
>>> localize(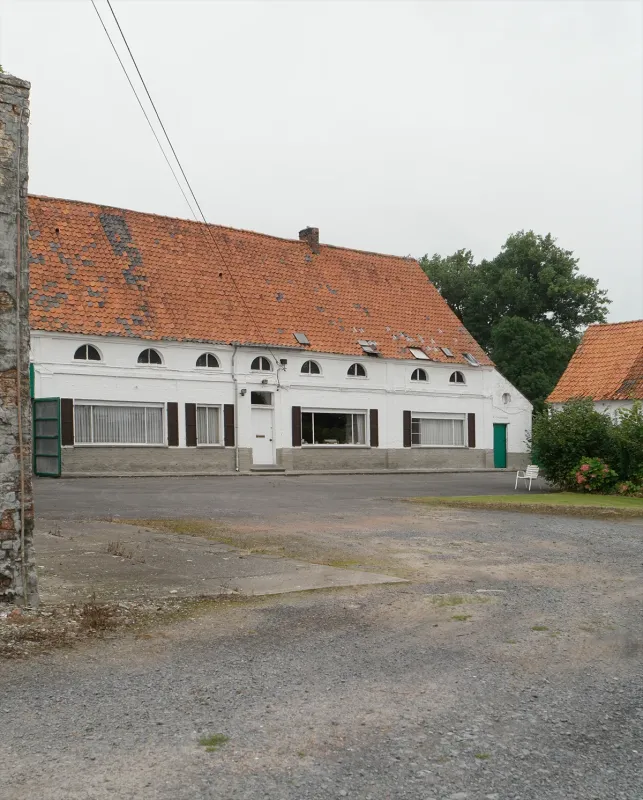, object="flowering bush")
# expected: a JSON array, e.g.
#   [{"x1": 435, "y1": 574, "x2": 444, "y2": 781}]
[
  {"x1": 616, "y1": 480, "x2": 643, "y2": 498},
  {"x1": 570, "y1": 457, "x2": 618, "y2": 493}
]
